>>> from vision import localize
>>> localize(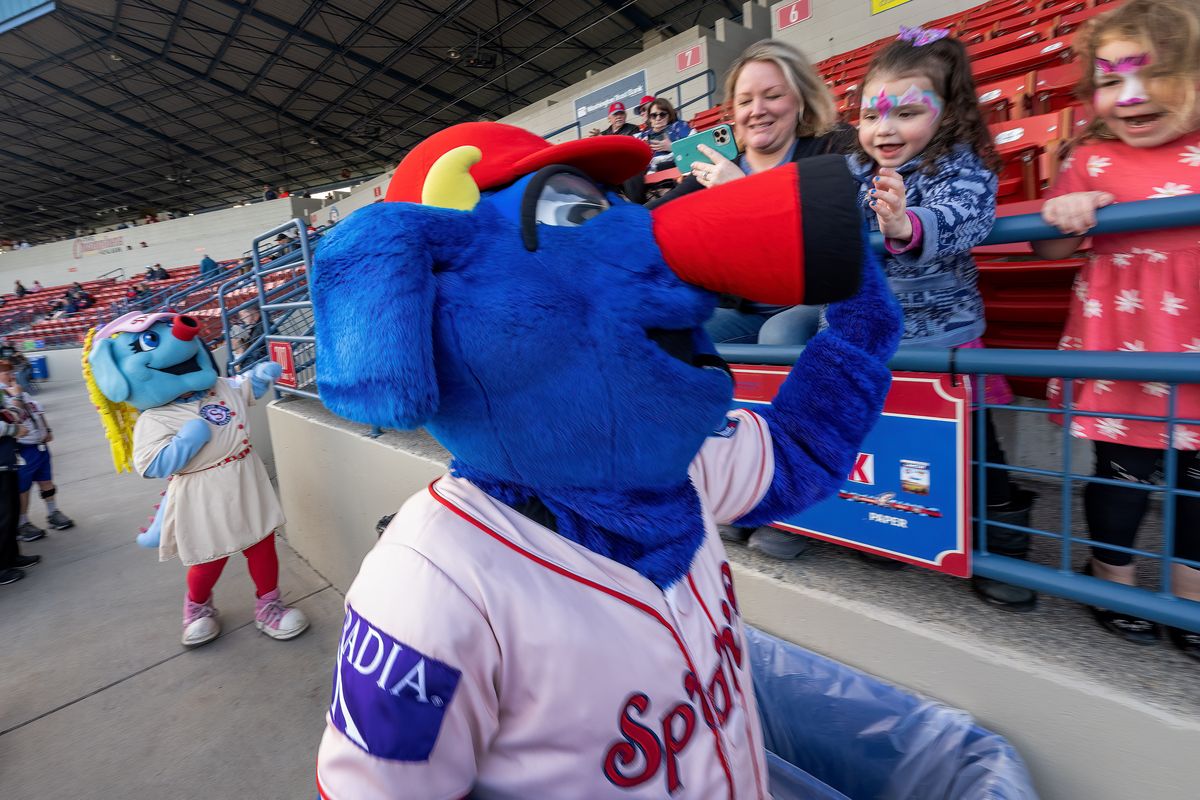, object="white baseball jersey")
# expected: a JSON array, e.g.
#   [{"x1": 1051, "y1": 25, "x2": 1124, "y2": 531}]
[{"x1": 317, "y1": 409, "x2": 776, "y2": 800}]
